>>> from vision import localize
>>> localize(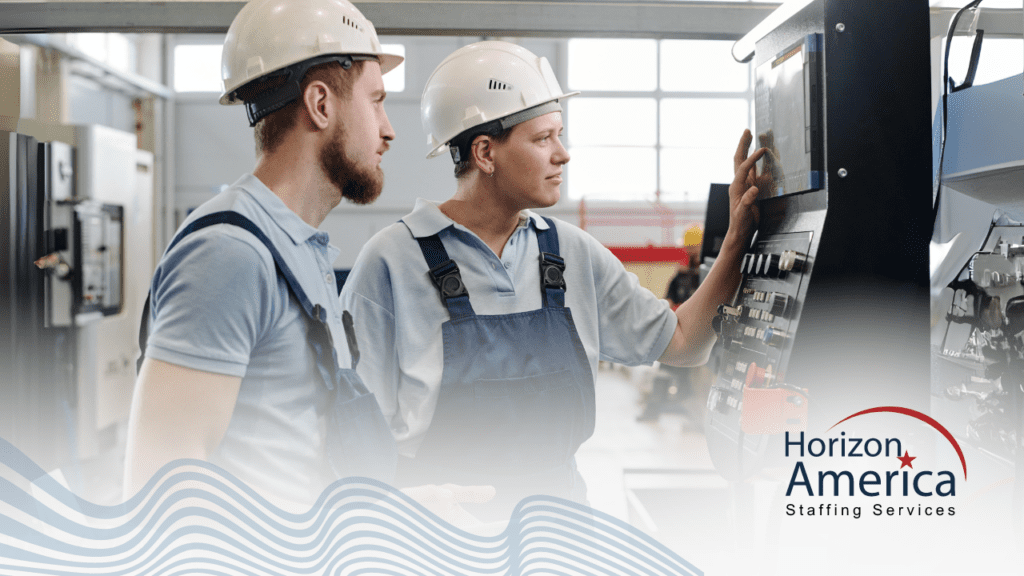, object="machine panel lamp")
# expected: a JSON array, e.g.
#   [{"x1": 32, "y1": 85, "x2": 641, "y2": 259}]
[{"x1": 732, "y1": 0, "x2": 816, "y2": 63}]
